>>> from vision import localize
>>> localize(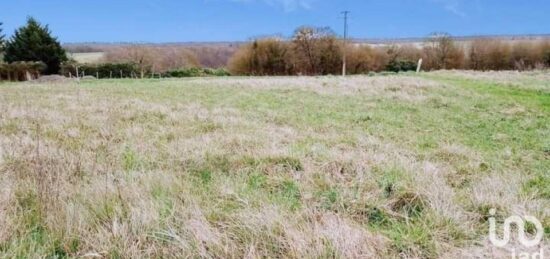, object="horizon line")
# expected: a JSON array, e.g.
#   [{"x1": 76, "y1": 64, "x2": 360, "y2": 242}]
[{"x1": 61, "y1": 33, "x2": 550, "y2": 46}]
